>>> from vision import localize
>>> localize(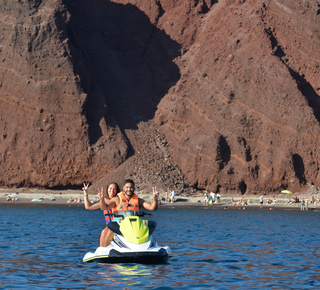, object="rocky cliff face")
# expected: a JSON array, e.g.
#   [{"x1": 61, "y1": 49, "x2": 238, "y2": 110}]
[
  {"x1": 155, "y1": 0, "x2": 320, "y2": 194},
  {"x1": 0, "y1": 0, "x2": 319, "y2": 195},
  {"x1": 0, "y1": 0, "x2": 129, "y2": 188}
]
